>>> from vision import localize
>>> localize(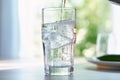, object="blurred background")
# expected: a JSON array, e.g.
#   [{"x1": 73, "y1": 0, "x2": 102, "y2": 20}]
[{"x1": 0, "y1": 0, "x2": 119, "y2": 60}]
